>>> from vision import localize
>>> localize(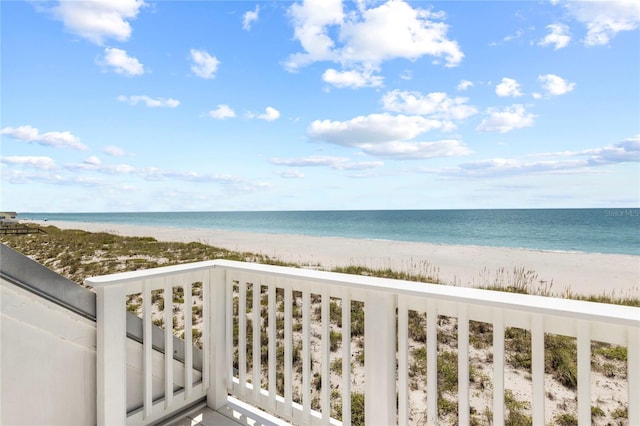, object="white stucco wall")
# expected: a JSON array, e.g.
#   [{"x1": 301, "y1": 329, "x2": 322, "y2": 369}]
[
  {"x1": 1, "y1": 280, "x2": 97, "y2": 425},
  {"x1": 1, "y1": 279, "x2": 203, "y2": 425}
]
